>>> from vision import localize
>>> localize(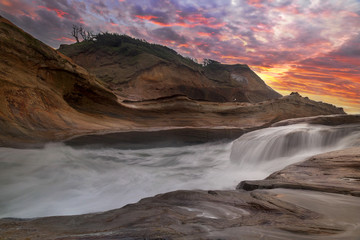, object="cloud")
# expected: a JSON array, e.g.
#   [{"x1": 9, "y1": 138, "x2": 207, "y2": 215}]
[
  {"x1": 265, "y1": 33, "x2": 360, "y2": 112},
  {"x1": 151, "y1": 27, "x2": 187, "y2": 44},
  {"x1": 0, "y1": 0, "x2": 359, "y2": 112},
  {"x1": 38, "y1": 6, "x2": 69, "y2": 18},
  {"x1": 38, "y1": 0, "x2": 82, "y2": 20}
]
